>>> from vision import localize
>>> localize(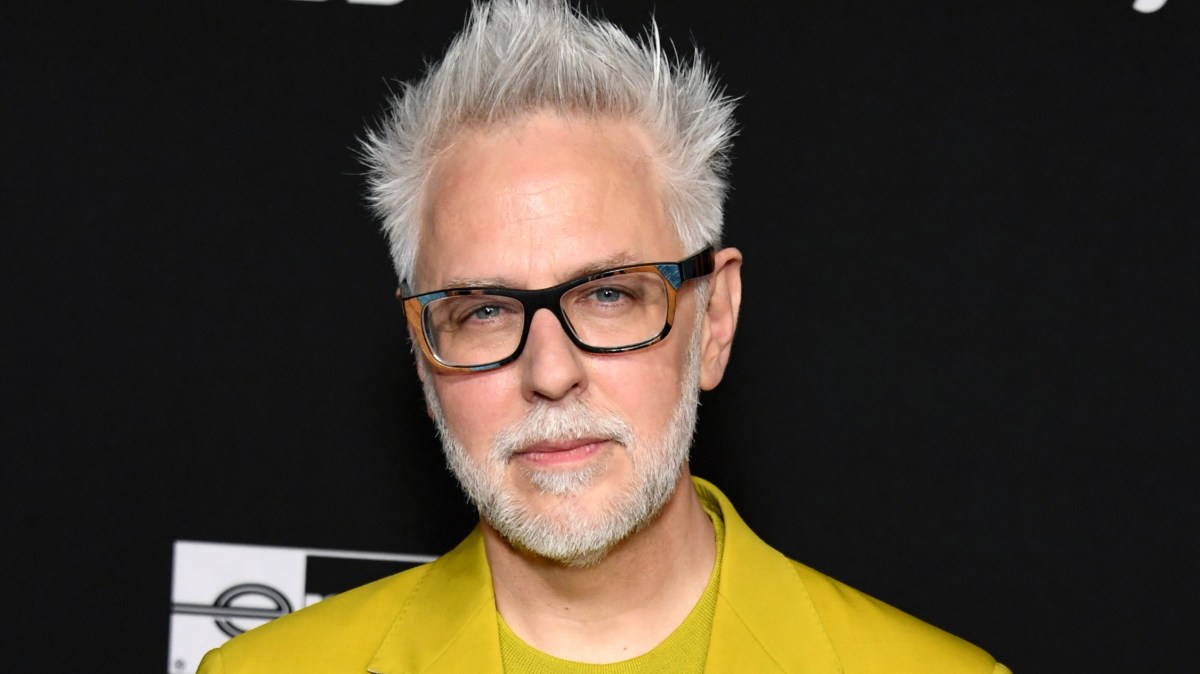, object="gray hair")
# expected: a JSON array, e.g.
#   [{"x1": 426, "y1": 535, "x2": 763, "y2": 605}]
[{"x1": 361, "y1": 0, "x2": 738, "y2": 285}]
